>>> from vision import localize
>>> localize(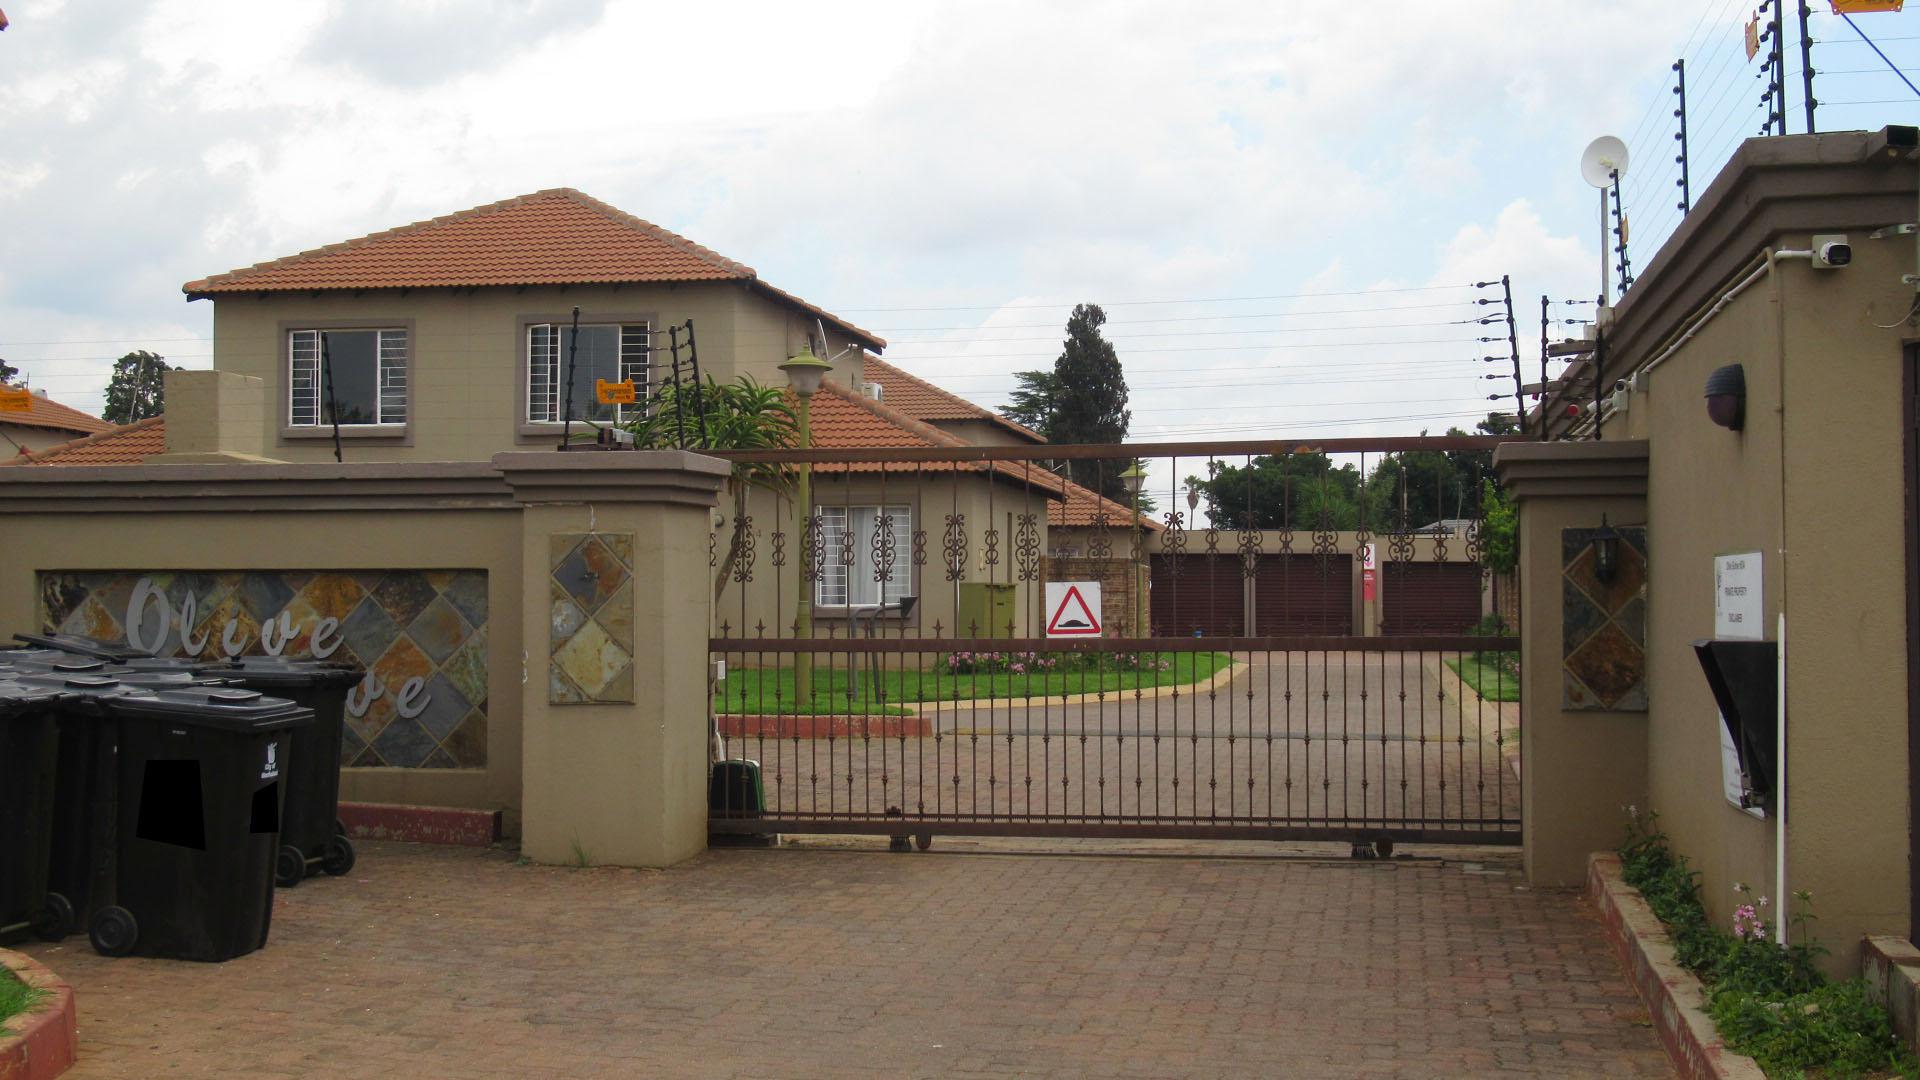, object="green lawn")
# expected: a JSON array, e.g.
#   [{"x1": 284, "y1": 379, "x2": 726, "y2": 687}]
[
  {"x1": 0, "y1": 968, "x2": 44, "y2": 1027},
  {"x1": 1446, "y1": 652, "x2": 1519, "y2": 703},
  {"x1": 716, "y1": 651, "x2": 1236, "y2": 716}
]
